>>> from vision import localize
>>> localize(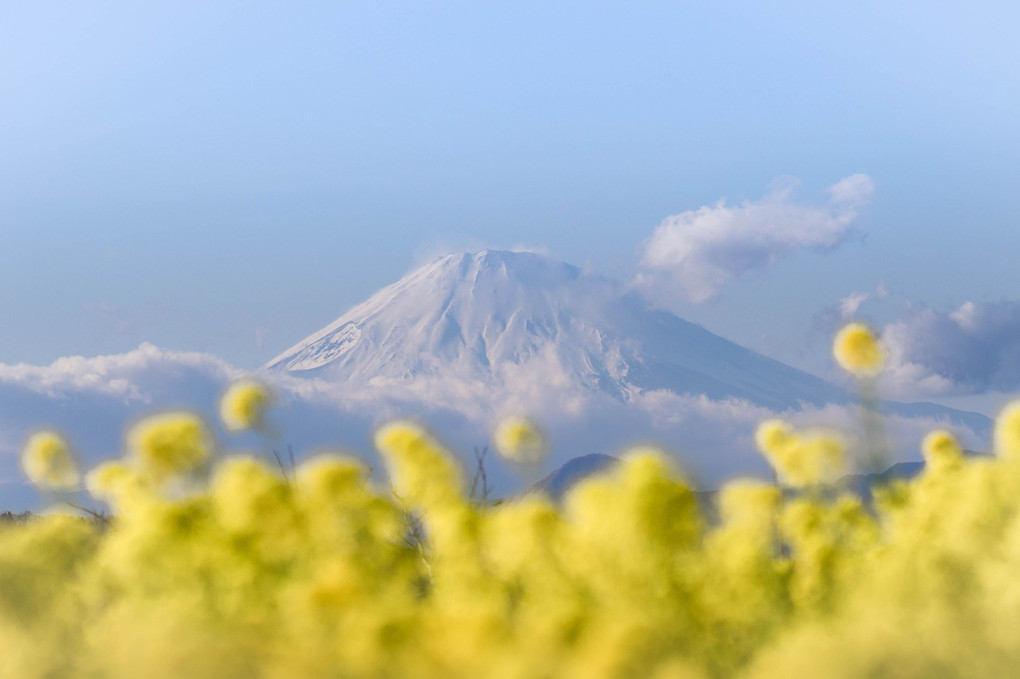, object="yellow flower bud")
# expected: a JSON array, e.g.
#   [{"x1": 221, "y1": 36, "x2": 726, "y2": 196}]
[
  {"x1": 21, "y1": 431, "x2": 79, "y2": 489},
  {"x1": 994, "y1": 400, "x2": 1020, "y2": 460},
  {"x1": 126, "y1": 412, "x2": 213, "y2": 483},
  {"x1": 756, "y1": 420, "x2": 845, "y2": 488},
  {"x1": 219, "y1": 379, "x2": 272, "y2": 432},
  {"x1": 85, "y1": 461, "x2": 136, "y2": 501},
  {"x1": 375, "y1": 420, "x2": 463, "y2": 507},
  {"x1": 493, "y1": 416, "x2": 547, "y2": 464},
  {"x1": 921, "y1": 429, "x2": 963, "y2": 472},
  {"x1": 755, "y1": 419, "x2": 792, "y2": 455},
  {"x1": 832, "y1": 322, "x2": 885, "y2": 377}
]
